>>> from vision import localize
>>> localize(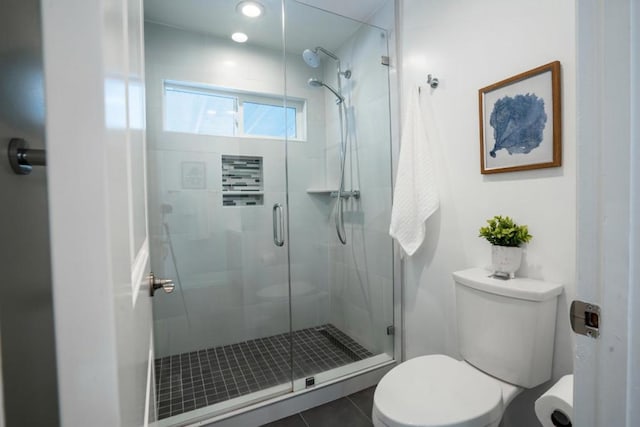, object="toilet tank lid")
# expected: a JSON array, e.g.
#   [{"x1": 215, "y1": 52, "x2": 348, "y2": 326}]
[{"x1": 453, "y1": 268, "x2": 563, "y2": 301}]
